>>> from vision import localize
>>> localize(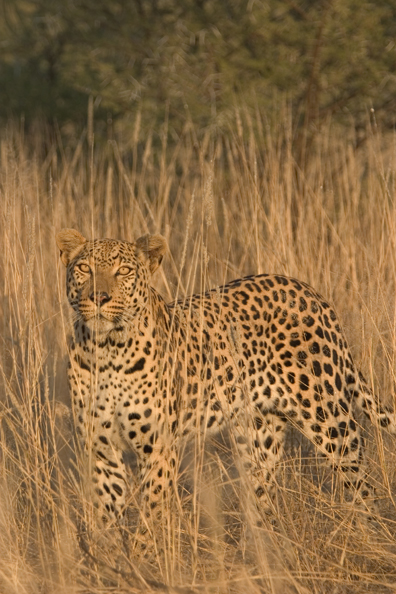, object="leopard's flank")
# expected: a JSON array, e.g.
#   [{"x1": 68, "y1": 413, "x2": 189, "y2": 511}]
[{"x1": 56, "y1": 229, "x2": 396, "y2": 522}]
